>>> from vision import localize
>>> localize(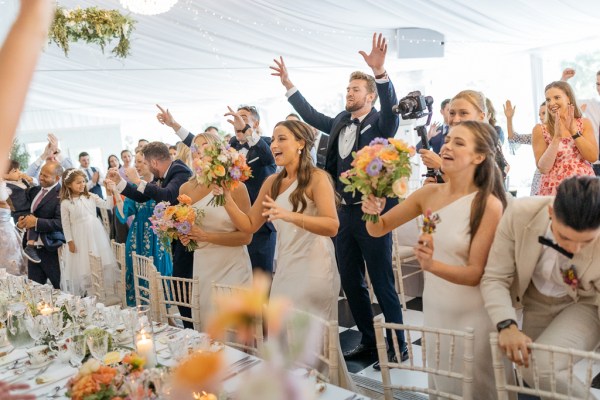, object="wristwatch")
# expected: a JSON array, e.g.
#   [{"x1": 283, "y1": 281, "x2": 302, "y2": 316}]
[
  {"x1": 571, "y1": 131, "x2": 582, "y2": 140},
  {"x1": 236, "y1": 124, "x2": 251, "y2": 134},
  {"x1": 496, "y1": 319, "x2": 517, "y2": 332}
]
